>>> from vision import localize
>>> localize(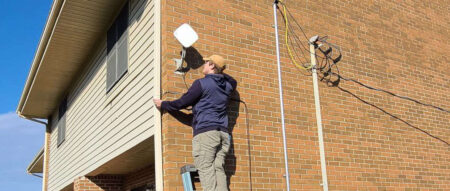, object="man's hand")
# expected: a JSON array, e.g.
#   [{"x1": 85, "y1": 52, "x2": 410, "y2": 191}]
[{"x1": 153, "y1": 98, "x2": 162, "y2": 110}]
